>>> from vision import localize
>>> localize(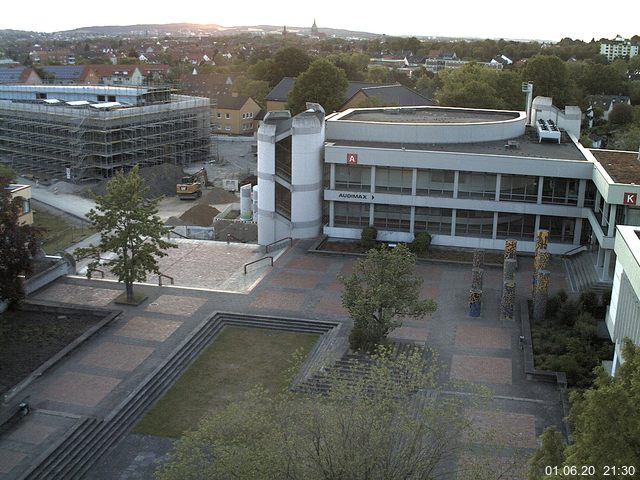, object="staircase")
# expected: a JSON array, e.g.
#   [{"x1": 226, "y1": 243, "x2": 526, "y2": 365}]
[
  {"x1": 564, "y1": 252, "x2": 612, "y2": 295},
  {"x1": 17, "y1": 313, "x2": 338, "y2": 480}
]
